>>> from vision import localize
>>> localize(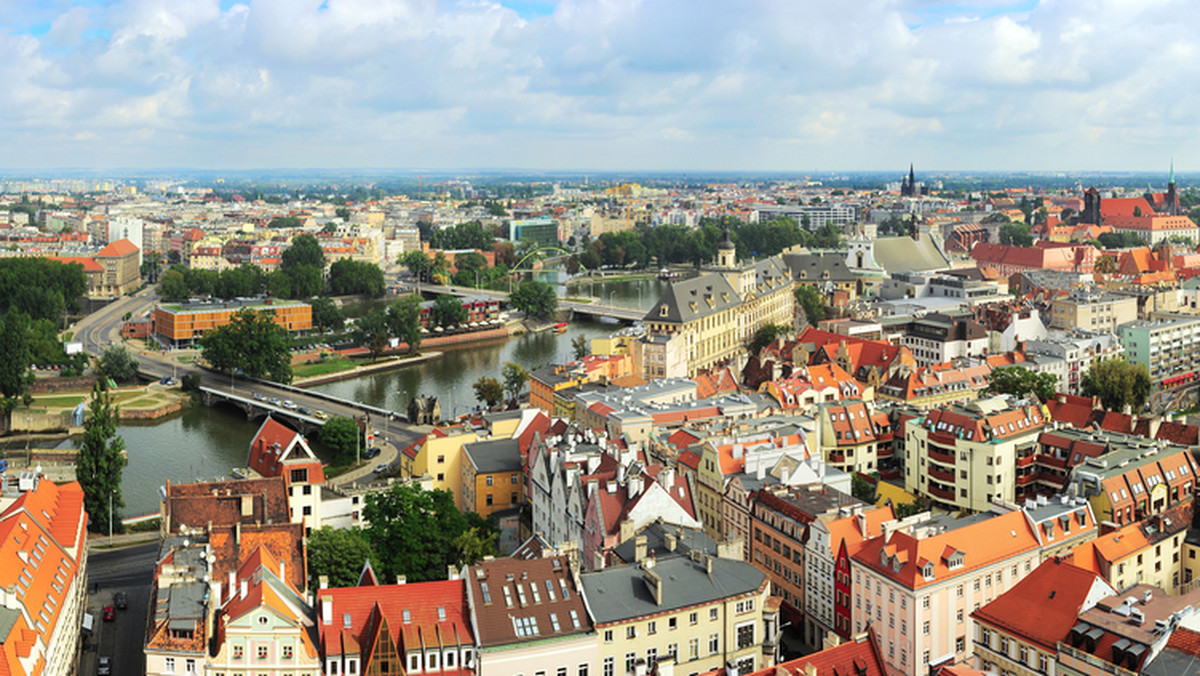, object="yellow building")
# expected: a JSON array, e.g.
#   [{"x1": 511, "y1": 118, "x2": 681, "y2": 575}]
[
  {"x1": 410, "y1": 424, "x2": 479, "y2": 510},
  {"x1": 581, "y1": 551, "x2": 778, "y2": 676},
  {"x1": 1049, "y1": 291, "x2": 1137, "y2": 333},
  {"x1": 461, "y1": 438, "x2": 525, "y2": 518},
  {"x1": 643, "y1": 231, "x2": 794, "y2": 377}
]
